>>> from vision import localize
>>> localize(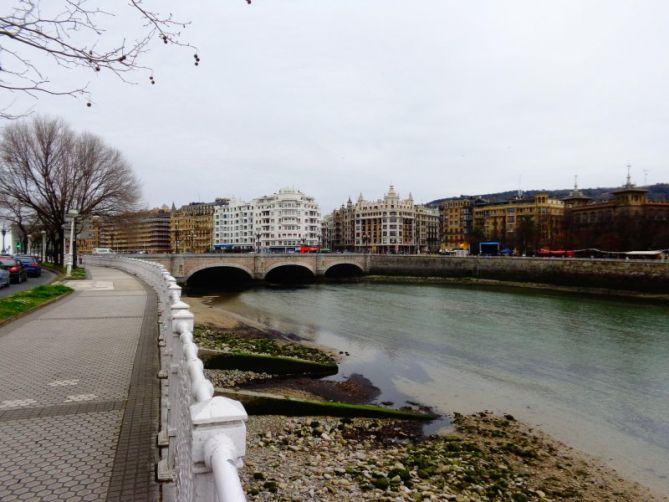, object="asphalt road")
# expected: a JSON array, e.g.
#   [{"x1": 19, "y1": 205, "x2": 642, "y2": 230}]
[{"x1": 0, "y1": 269, "x2": 57, "y2": 298}]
